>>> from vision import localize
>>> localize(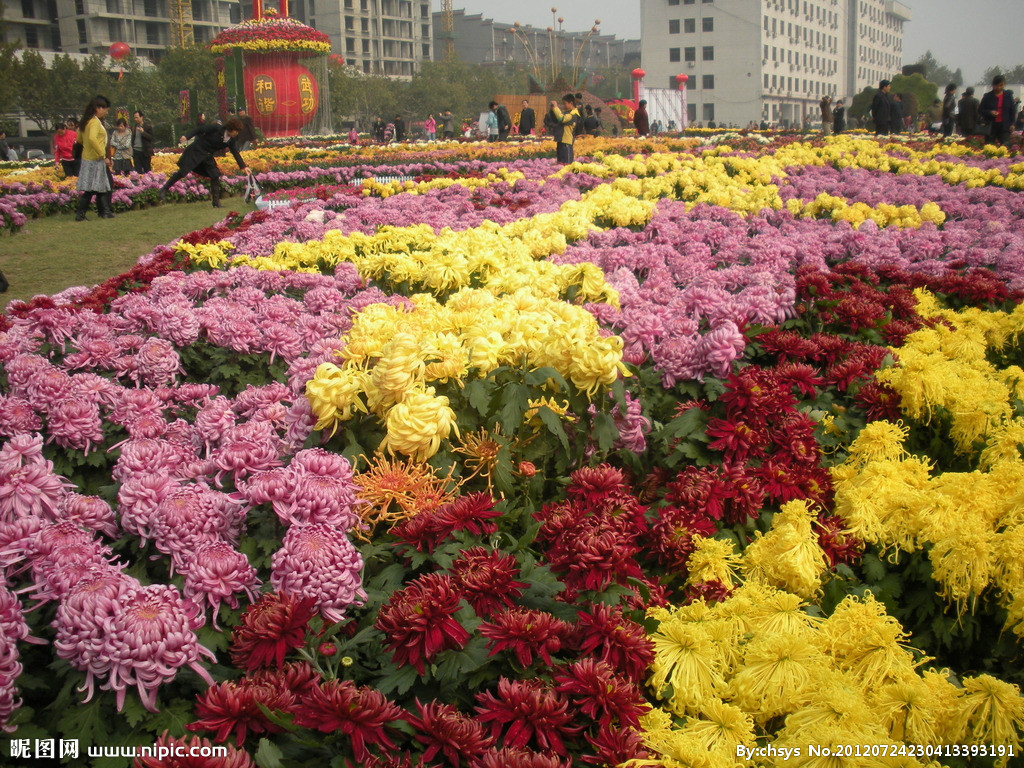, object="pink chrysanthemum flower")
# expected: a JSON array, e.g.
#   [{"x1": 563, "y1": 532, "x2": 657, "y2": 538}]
[
  {"x1": 0, "y1": 584, "x2": 29, "y2": 731},
  {"x1": 53, "y1": 568, "x2": 140, "y2": 702},
  {"x1": 183, "y1": 542, "x2": 260, "y2": 627},
  {"x1": 0, "y1": 433, "x2": 45, "y2": 473},
  {"x1": 46, "y1": 397, "x2": 105, "y2": 453},
  {"x1": 150, "y1": 487, "x2": 243, "y2": 573},
  {"x1": 0, "y1": 459, "x2": 73, "y2": 523},
  {"x1": 274, "y1": 470, "x2": 359, "y2": 529},
  {"x1": 132, "y1": 338, "x2": 182, "y2": 387},
  {"x1": 271, "y1": 524, "x2": 366, "y2": 623},
  {"x1": 117, "y1": 474, "x2": 180, "y2": 543},
  {"x1": 102, "y1": 584, "x2": 216, "y2": 711},
  {"x1": 0, "y1": 397, "x2": 43, "y2": 437}
]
